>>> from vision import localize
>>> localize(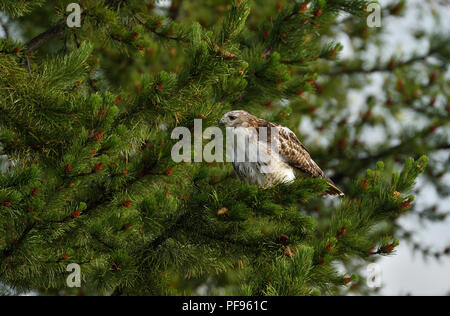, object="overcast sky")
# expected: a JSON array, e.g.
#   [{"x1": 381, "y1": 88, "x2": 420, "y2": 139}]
[{"x1": 346, "y1": 0, "x2": 450, "y2": 295}]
